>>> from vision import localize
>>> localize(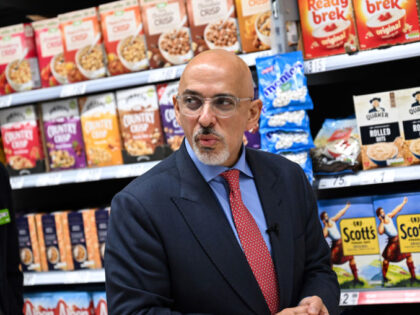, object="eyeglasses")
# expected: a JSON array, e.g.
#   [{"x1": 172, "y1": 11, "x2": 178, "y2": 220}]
[{"x1": 176, "y1": 94, "x2": 253, "y2": 118}]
